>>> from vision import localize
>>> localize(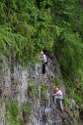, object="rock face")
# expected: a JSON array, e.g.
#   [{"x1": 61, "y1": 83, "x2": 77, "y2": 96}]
[
  {"x1": 0, "y1": 56, "x2": 81, "y2": 125},
  {"x1": 0, "y1": 103, "x2": 6, "y2": 125}
]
